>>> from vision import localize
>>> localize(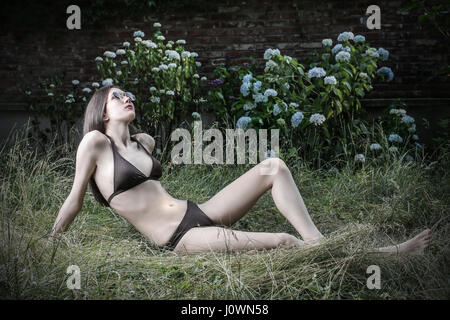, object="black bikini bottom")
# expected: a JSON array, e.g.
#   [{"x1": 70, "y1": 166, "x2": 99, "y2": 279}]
[{"x1": 163, "y1": 200, "x2": 216, "y2": 251}]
